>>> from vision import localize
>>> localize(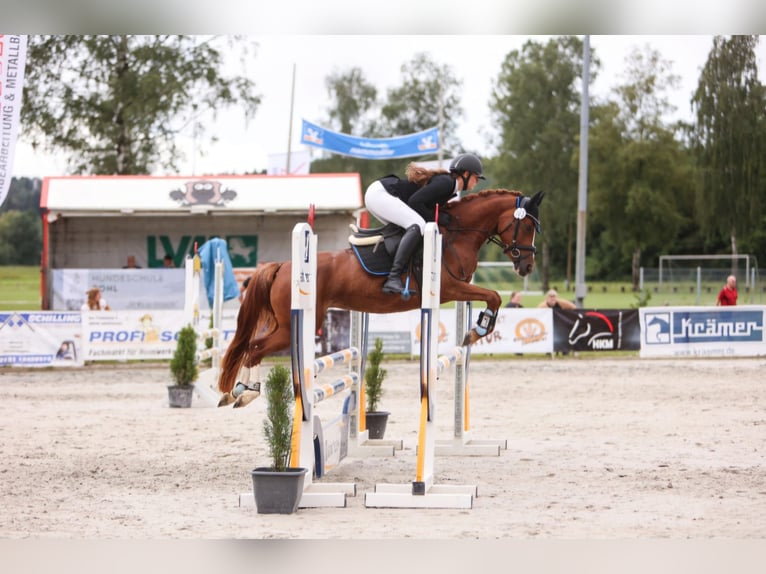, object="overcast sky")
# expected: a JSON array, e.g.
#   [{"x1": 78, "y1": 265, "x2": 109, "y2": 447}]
[{"x1": 13, "y1": 35, "x2": 766, "y2": 179}]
